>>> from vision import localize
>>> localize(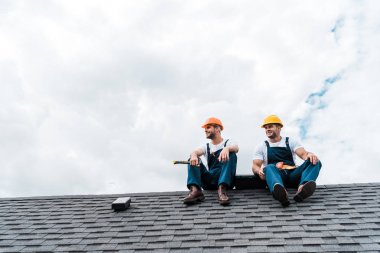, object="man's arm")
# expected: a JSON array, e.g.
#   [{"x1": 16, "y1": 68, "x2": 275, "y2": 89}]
[
  {"x1": 295, "y1": 147, "x2": 319, "y2": 165},
  {"x1": 190, "y1": 148, "x2": 205, "y2": 166},
  {"x1": 227, "y1": 144, "x2": 239, "y2": 153},
  {"x1": 252, "y1": 159, "x2": 265, "y2": 180},
  {"x1": 219, "y1": 144, "x2": 239, "y2": 162}
]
